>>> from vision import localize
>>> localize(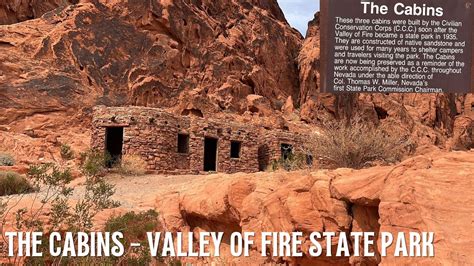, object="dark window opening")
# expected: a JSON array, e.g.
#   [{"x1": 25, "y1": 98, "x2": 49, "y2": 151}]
[
  {"x1": 281, "y1": 143, "x2": 293, "y2": 160},
  {"x1": 471, "y1": 104, "x2": 474, "y2": 112},
  {"x1": 230, "y1": 141, "x2": 242, "y2": 159},
  {"x1": 306, "y1": 154, "x2": 314, "y2": 166},
  {"x1": 105, "y1": 127, "x2": 124, "y2": 168},
  {"x1": 258, "y1": 145, "x2": 270, "y2": 171},
  {"x1": 375, "y1": 106, "x2": 388, "y2": 120},
  {"x1": 204, "y1": 137, "x2": 218, "y2": 171},
  {"x1": 177, "y1": 134, "x2": 190, "y2": 154}
]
